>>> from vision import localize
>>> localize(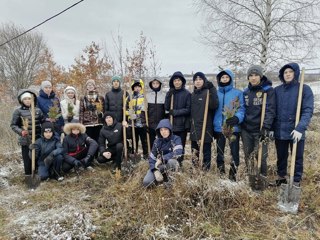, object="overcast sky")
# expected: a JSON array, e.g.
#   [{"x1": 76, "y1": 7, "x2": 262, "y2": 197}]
[{"x1": 0, "y1": 0, "x2": 217, "y2": 76}]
